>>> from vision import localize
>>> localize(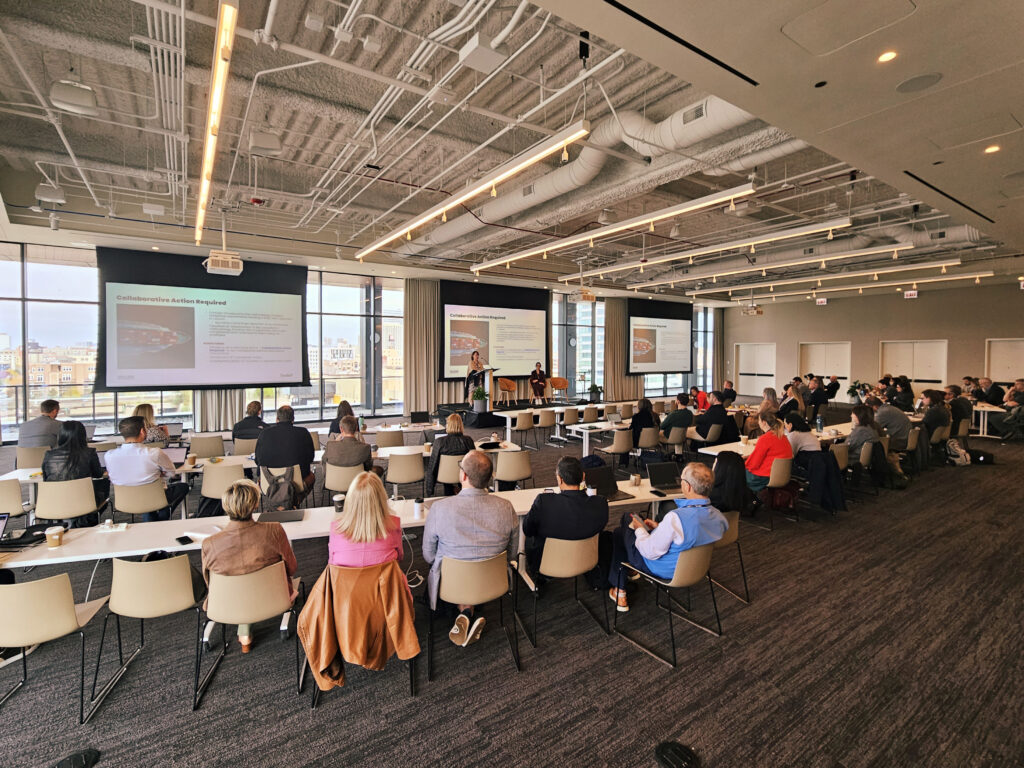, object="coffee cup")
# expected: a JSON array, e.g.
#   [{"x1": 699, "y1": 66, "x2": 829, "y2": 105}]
[
  {"x1": 491, "y1": 432, "x2": 499, "y2": 441},
  {"x1": 332, "y1": 493, "x2": 345, "y2": 513},
  {"x1": 630, "y1": 473, "x2": 641, "y2": 487},
  {"x1": 186, "y1": 453, "x2": 197, "y2": 466},
  {"x1": 413, "y1": 499, "x2": 425, "y2": 520},
  {"x1": 586, "y1": 487, "x2": 597, "y2": 497},
  {"x1": 424, "y1": 442, "x2": 431, "y2": 451},
  {"x1": 740, "y1": 435, "x2": 750, "y2": 445},
  {"x1": 45, "y1": 525, "x2": 64, "y2": 548}
]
